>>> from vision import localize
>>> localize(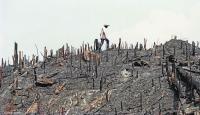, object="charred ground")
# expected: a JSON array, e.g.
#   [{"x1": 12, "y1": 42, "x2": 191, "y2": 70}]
[{"x1": 0, "y1": 38, "x2": 200, "y2": 114}]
